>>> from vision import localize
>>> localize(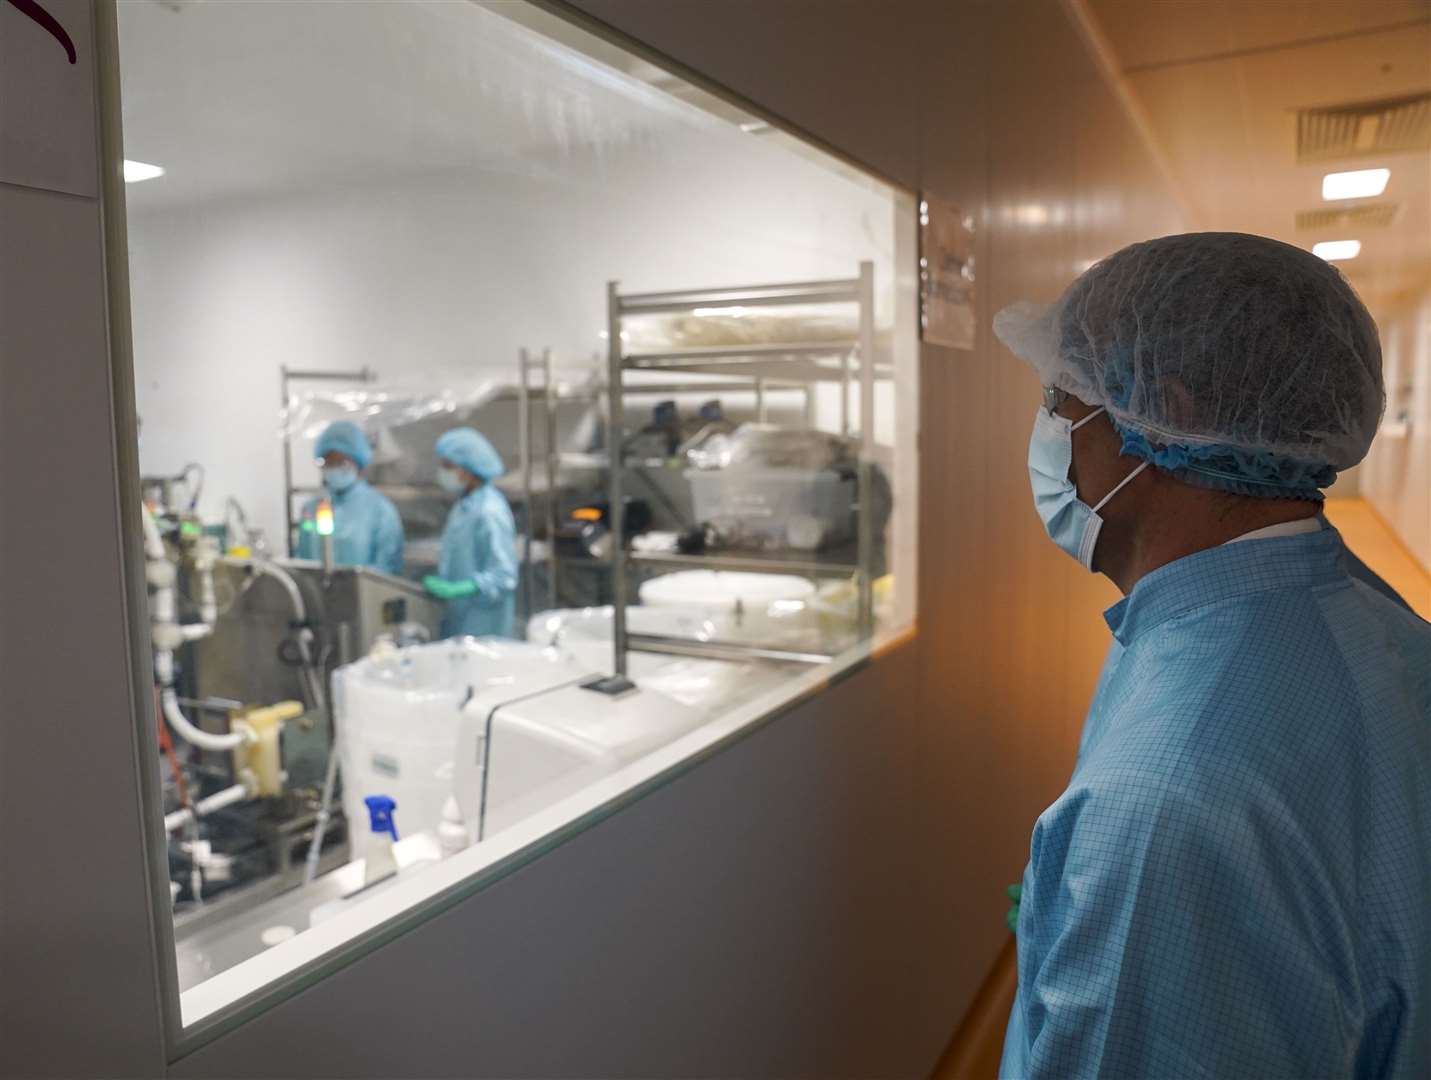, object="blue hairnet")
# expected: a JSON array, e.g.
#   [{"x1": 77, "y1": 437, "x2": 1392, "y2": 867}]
[
  {"x1": 315, "y1": 420, "x2": 372, "y2": 470},
  {"x1": 994, "y1": 232, "x2": 1384, "y2": 498},
  {"x1": 435, "y1": 427, "x2": 504, "y2": 482}
]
